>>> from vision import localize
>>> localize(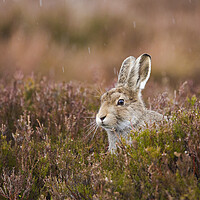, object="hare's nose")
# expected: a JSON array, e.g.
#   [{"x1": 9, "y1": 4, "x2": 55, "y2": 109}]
[{"x1": 100, "y1": 115, "x2": 106, "y2": 122}]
